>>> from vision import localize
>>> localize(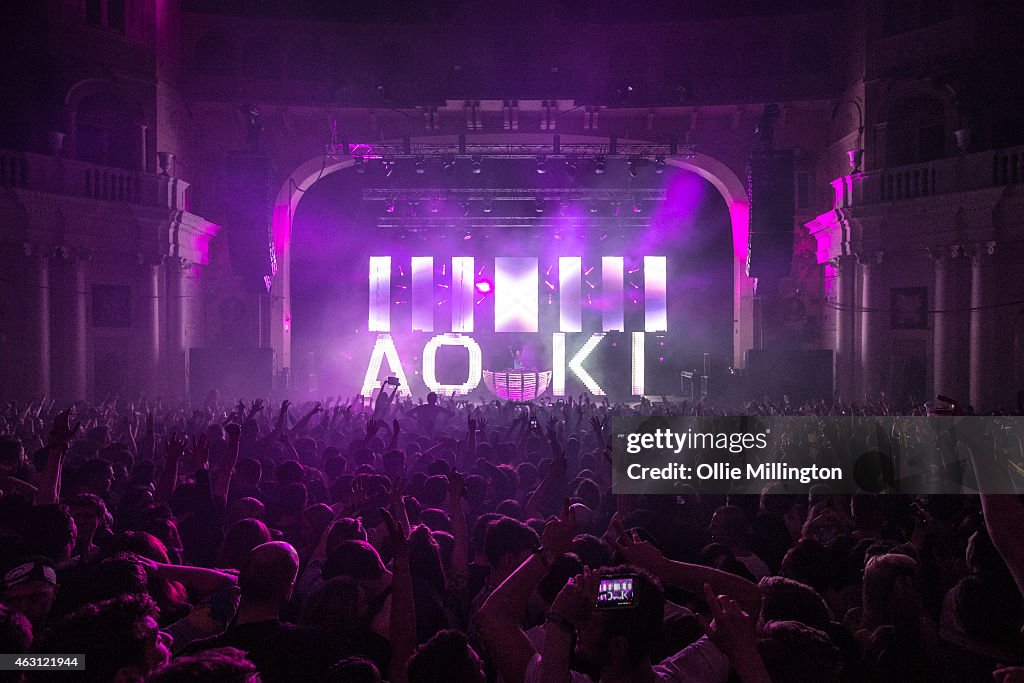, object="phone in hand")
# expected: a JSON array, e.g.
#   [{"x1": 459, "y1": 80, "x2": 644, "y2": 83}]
[
  {"x1": 595, "y1": 574, "x2": 637, "y2": 609},
  {"x1": 529, "y1": 416, "x2": 539, "y2": 429},
  {"x1": 386, "y1": 376, "x2": 401, "y2": 386}
]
